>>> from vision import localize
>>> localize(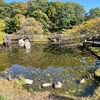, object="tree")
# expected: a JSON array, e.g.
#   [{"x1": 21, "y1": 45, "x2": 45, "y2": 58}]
[
  {"x1": 57, "y1": 2, "x2": 85, "y2": 30},
  {"x1": 27, "y1": 0, "x2": 48, "y2": 14},
  {"x1": 84, "y1": 13, "x2": 91, "y2": 21},
  {"x1": 0, "y1": 19, "x2": 6, "y2": 31},
  {"x1": 0, "y1": 19, "x2": 6, "y2": 44},
  {"x1": 0, "y1": 0, "x2": 6, "y2": 6},
  {"x1": 0, "y1": 0, "x2": 10, "y2": 19},
  {"x1": 5, "y1": 15, "x2": 20, "y2": 34},
  {"x1": 79, "y1": 17, "x2": 100, "y2": 38},
  {"x1": 13, "y1": 2, "x2": 27, "y2": 15},
  {"x1": 46, "y1": 1, "x2": 64, "y2": 31},
  {"x1": 17, "y1": 17, "x2": 44, "y2": 35},
  {"x1": 30, "y1": 10, "x2": 51, "y2": 33},
  {"x1": 89, "y1": 7, "x2": 100, "y2": 18}
]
